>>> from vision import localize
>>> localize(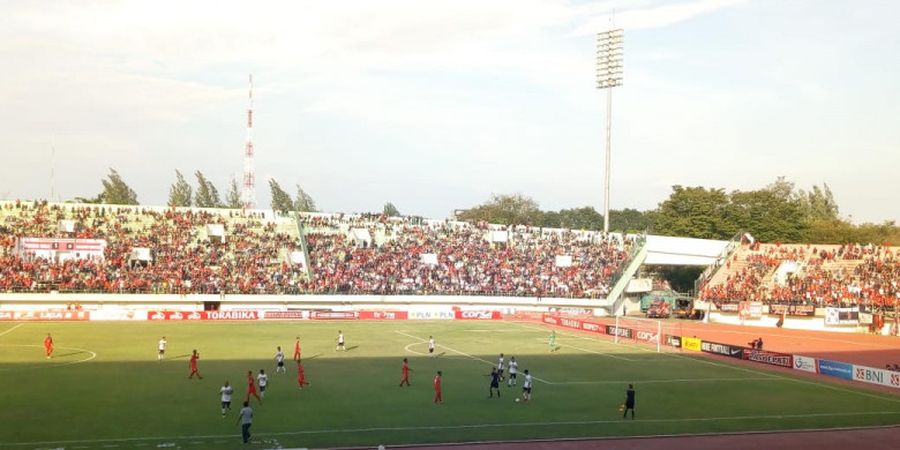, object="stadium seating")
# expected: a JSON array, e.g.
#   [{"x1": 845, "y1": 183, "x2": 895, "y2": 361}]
[
  {"x1": 300, "y1": 215, "x2": 634, "y2": 297},
  {"x1": 0, "y1": 201, "x2": 637, "y2": 298},
  {"x1": 699, "y1": 242, "x2": 899, "y2": 308}
]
